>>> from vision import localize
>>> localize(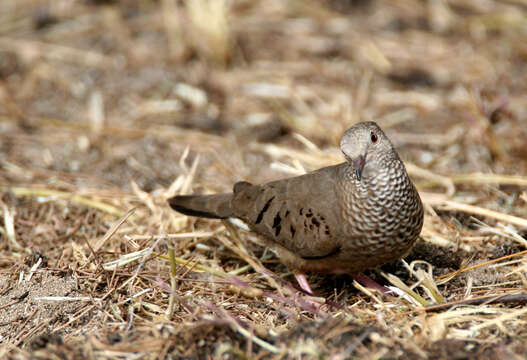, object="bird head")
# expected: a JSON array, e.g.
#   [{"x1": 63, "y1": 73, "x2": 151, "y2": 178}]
[{"x1": 340, "y1": 121, "x2": 397, "y2": 181}]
